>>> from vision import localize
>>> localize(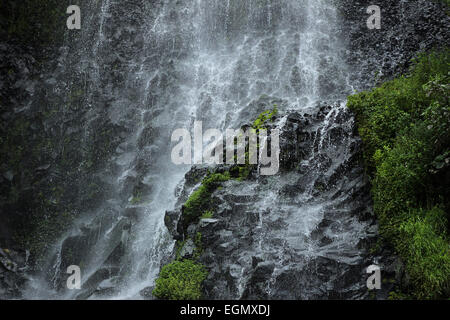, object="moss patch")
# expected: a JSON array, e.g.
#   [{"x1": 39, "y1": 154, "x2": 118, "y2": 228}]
[
  {"x1": 252, "y1": 105, "x2": 278, "y2": 130},
  {"x1": 152, "y1": 259, "x2": 208, "y2": 300},
  {"x1": 182, "y1": 172, "x2": 231, "y2": 227}
]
